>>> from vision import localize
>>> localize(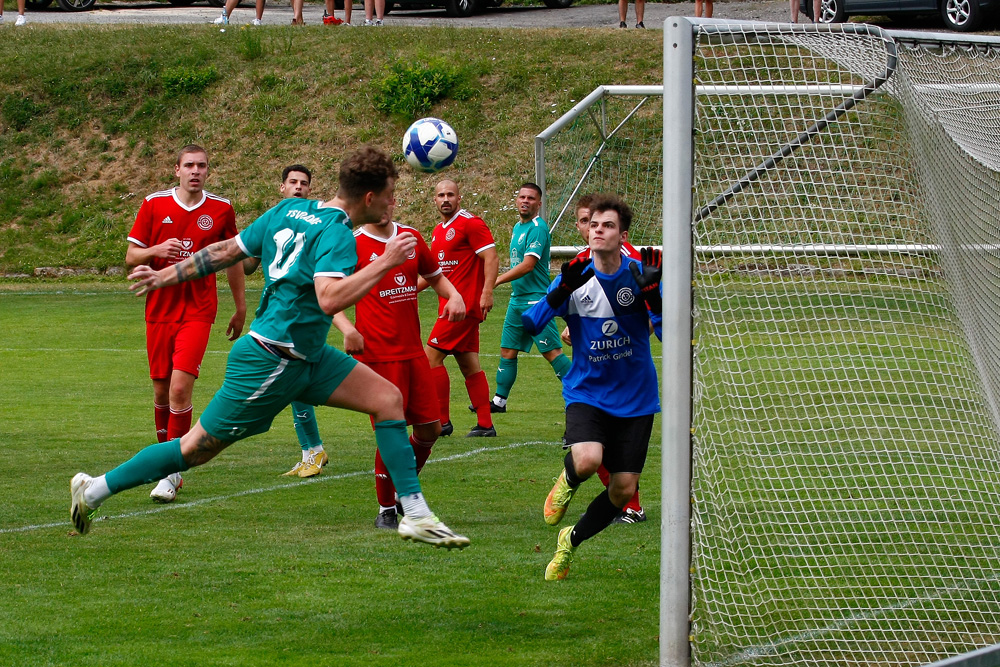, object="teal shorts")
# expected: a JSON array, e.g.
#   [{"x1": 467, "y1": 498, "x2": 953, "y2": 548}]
[
  {"x1": 199, "y1": 335, "x2": 358, "y2": 442},
  {"x1": 500, "y1": 298, "x2": 562, "y2": 354}
]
